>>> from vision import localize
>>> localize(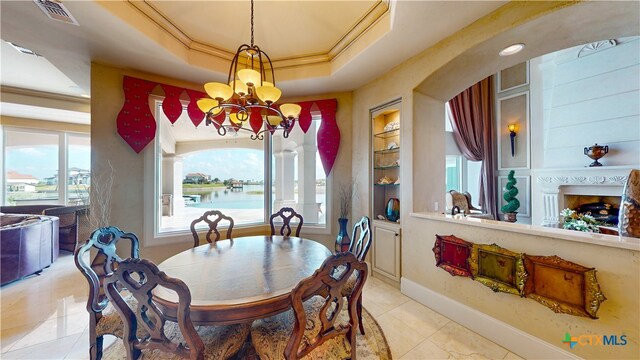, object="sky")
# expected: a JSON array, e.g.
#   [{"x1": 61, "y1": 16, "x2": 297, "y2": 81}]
[
  {"x1": 6, "y1": 145, "x2": 90, "y2": 180},
  {"x1": 5, "y1": 141, "x2": 324, "y2": 183},
  {"x1": 181, "y1": 148, "x2": 326, "y2": 182}
]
